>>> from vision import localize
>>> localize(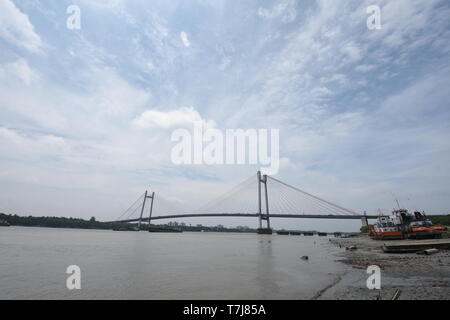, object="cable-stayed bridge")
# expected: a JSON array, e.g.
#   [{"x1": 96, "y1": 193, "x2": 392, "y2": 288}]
[{"x1": 109, "y1": 172, "x2": 382, "y2": 234}]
